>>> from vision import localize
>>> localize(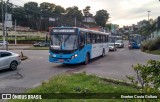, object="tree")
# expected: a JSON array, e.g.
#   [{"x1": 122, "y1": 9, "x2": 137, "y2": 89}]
[
  {"x1": 40, "y1": 2, "x2": 56, "y2": 17},
  {"x1": 24, "y1": 2, "x2": 40, "y2": 30},
  {"x1": 24, "y1": 2, "x2": 40, "y2": 18},
  {"x1": 95, "y1": 10, "x2": 109, "y2": 28},
  {"x1": 83, "y1": 6, "x2": 90, "y2": 16},
  {"x1": 12, "y1": 6, "x2": 27, "y2": 26},
  {"x1": 105, "y1": 24, "x2": 111, "y2": 31},
  {"x1": 54, "y1": 5, "x2": 65, "y2": 14},
  {"x1": 138, "y1": 20, "x2": 157, "y2": 37},
  {"x1": 66, "y1": 6, "x2": 83, "y2": 21}
]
